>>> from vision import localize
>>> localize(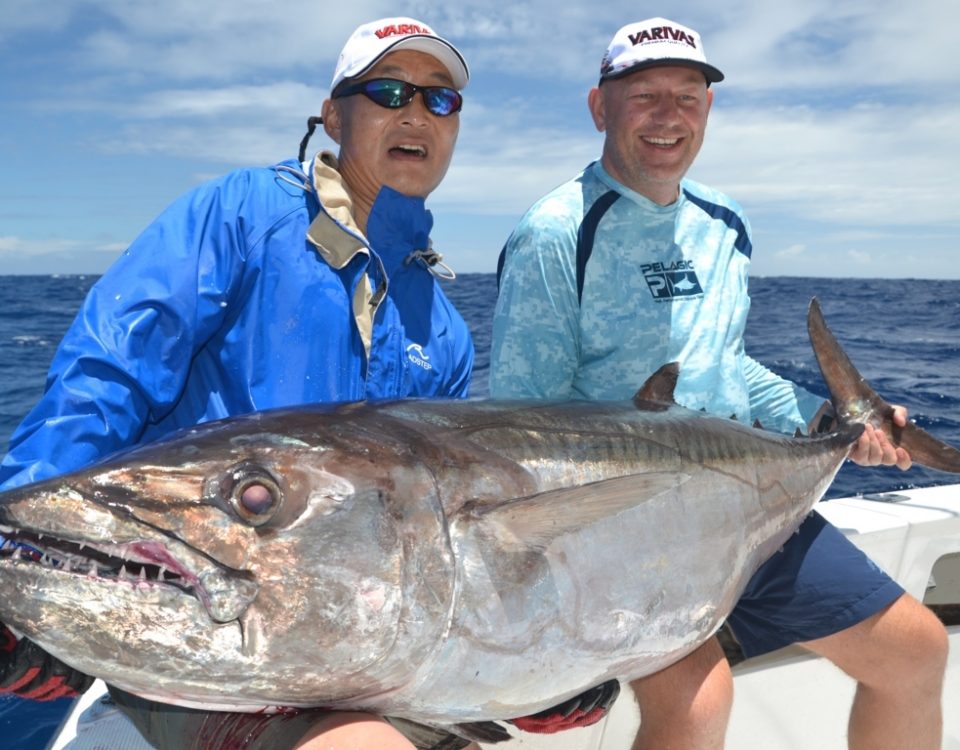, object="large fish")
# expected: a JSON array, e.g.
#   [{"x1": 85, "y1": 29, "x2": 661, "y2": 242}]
[{"x1": 0, "y1": 299, "x2": 958, "y2": 738}]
